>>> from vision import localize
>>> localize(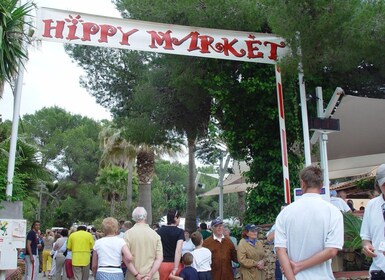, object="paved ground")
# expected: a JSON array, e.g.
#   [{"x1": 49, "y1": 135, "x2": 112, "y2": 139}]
[{"x1": 36, "y1": 271, "x2": 95, "y2": 280}]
